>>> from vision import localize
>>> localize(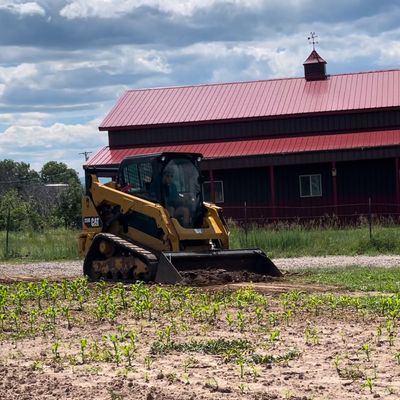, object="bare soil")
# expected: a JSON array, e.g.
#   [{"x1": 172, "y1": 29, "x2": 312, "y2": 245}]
[{"x1": 0, "y1": 258, "x2": 400, "y2": 399}]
